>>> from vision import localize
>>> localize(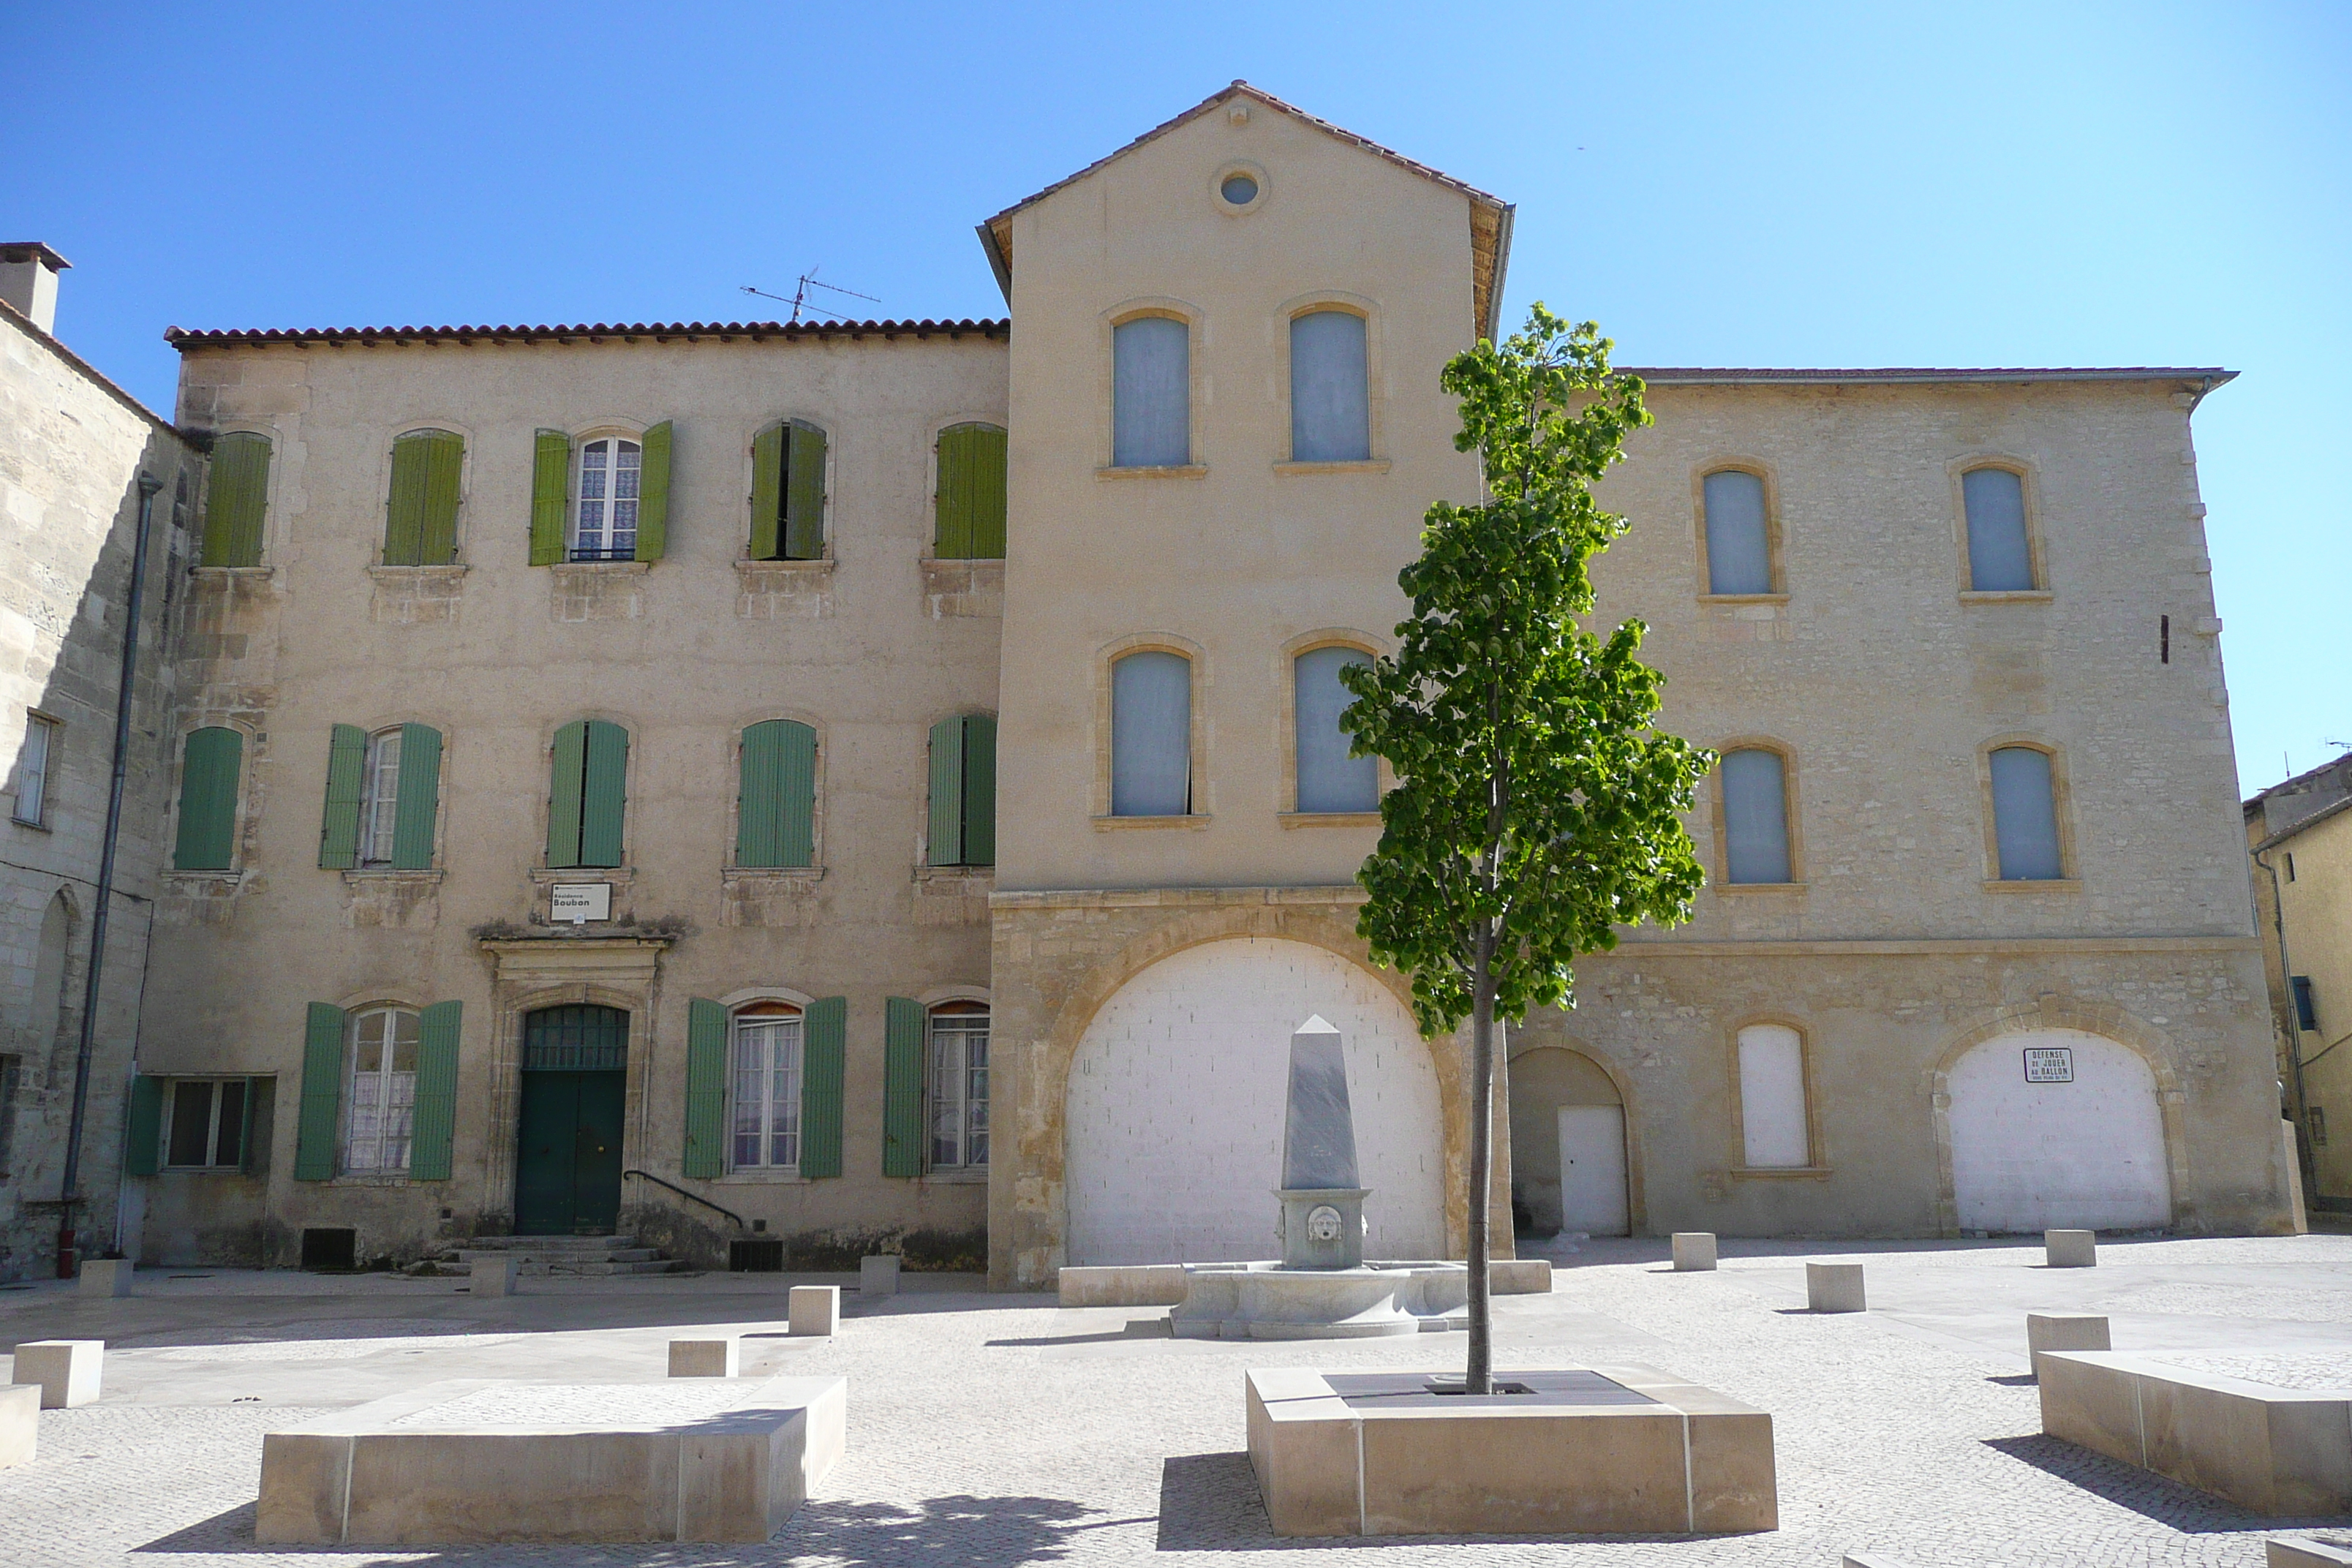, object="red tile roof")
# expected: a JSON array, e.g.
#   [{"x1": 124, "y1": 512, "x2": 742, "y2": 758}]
[
  {"x1": 1629, "y1": 366, "x2": 2234, "y2": 388},
  {"x1": 165, "y1": 317, "x2": 1008, "y2": 350}
]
